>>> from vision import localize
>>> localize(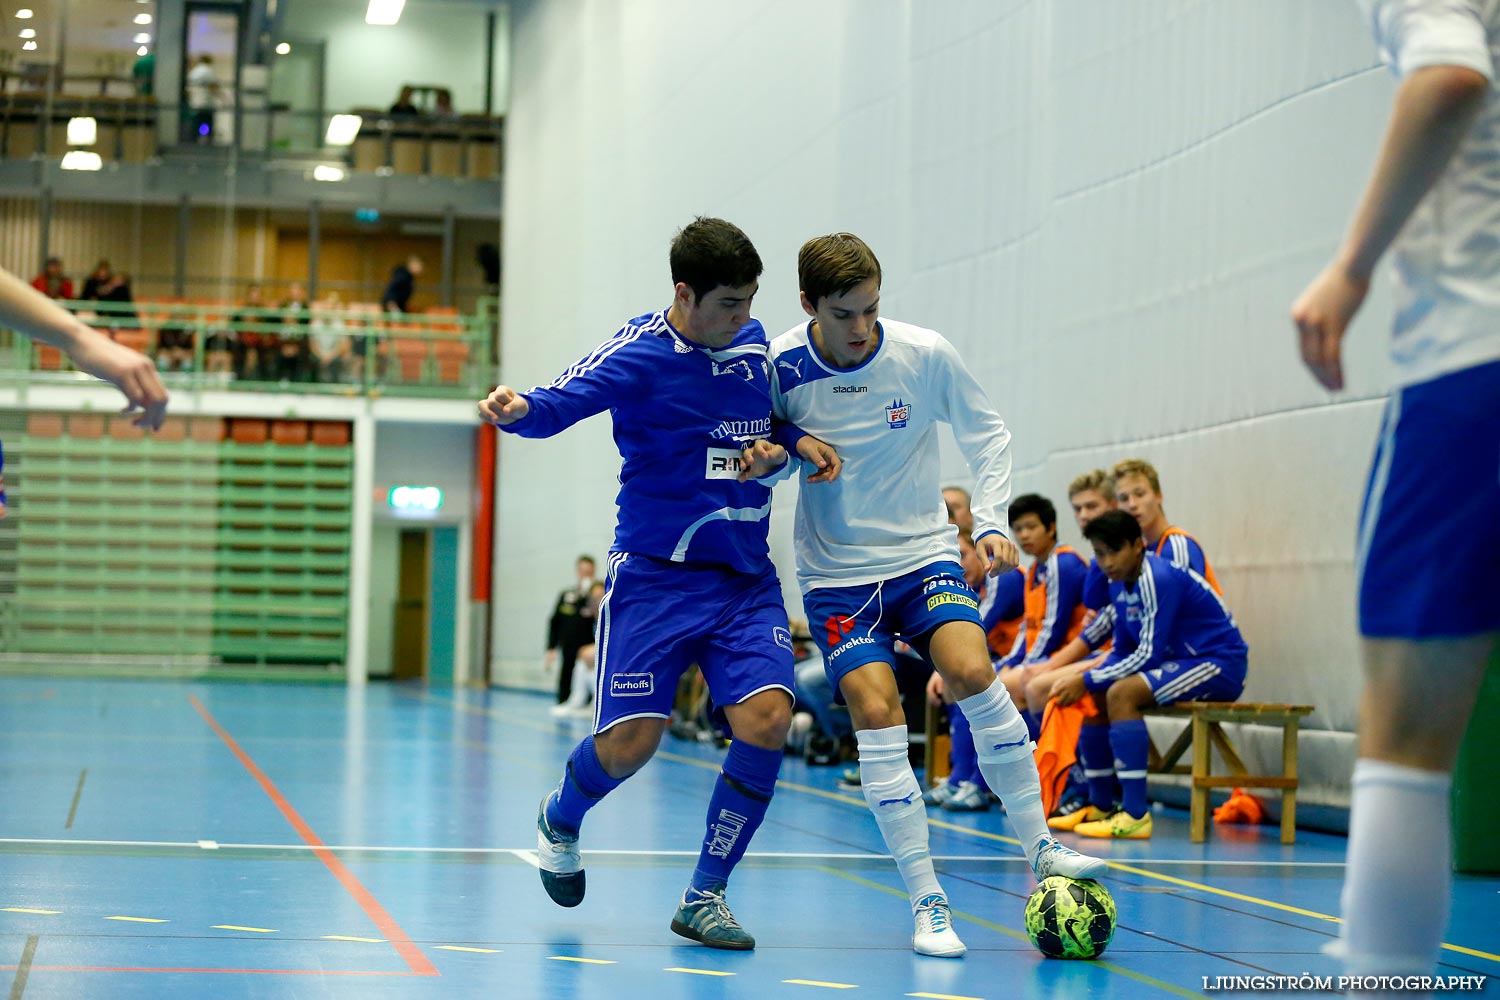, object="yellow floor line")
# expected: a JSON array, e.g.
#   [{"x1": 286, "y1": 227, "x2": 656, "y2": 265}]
[
  {"x1": 104, "y1": 915, "x2": 167, "y2": 923},
  {"x1": 784, "y1": 979, "x2": 858, "y2": 989},
  {"x1": 323, "y1": 935, "x2": 384, "y2": 943},
  {"x1": 1, "y1": 908, "x2": 59, "y2": 915},
  {"x1": 436, "y1": 945, "x2": 502, "y2": 953},
  {"x1": 665, "y1": 967, "x2": 734, "y2": 976},
  {"x1": 908, "y1": 992, "x2": 984, "y2": 1000},
  {"x1": 548, "y1": 955, "x2": 615, "y2": 964},
  {"x1": 212, "y1": 924, "x2": 277, "y2": 933}
]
